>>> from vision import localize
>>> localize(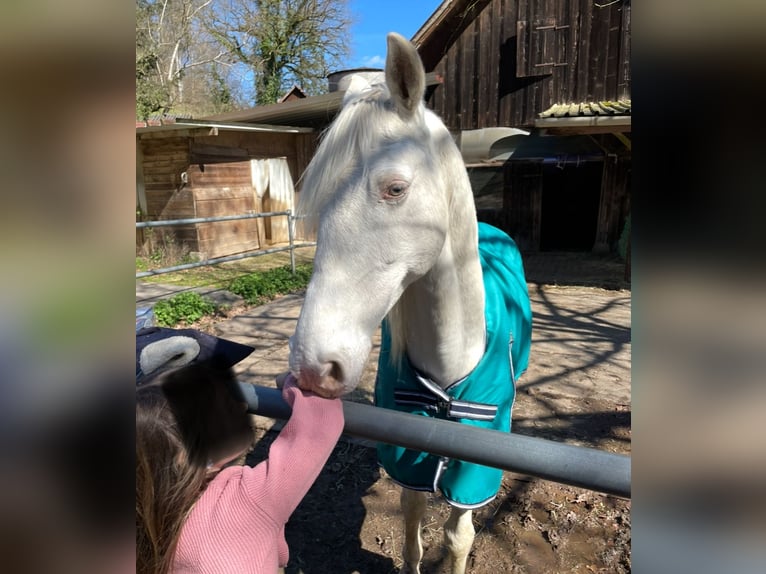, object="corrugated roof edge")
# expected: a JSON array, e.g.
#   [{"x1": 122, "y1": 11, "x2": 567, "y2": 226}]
[{"x1": 539, "y1": 100, "x2": 632, "y2": 118}]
